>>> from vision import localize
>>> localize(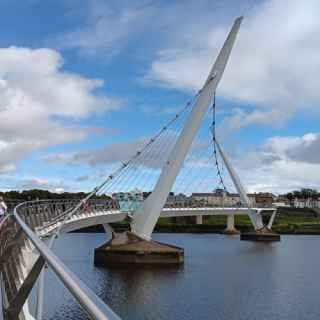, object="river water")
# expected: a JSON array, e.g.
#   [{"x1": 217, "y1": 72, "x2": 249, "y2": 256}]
[{"x1": 36, "y1": 233, "x2": 320, "y2": 320}]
